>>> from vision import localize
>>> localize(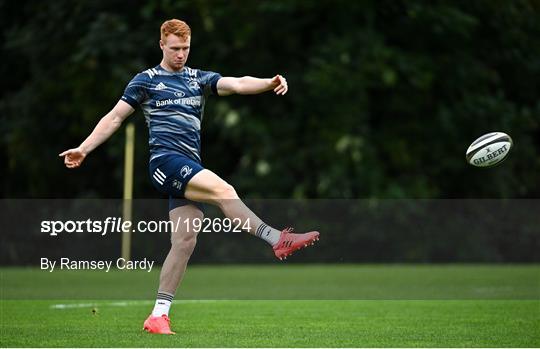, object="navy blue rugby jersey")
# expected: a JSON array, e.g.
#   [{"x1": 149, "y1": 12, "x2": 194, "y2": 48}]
[{"x1": 121, "y1": 65, "x2": 221, "y2": 162}]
